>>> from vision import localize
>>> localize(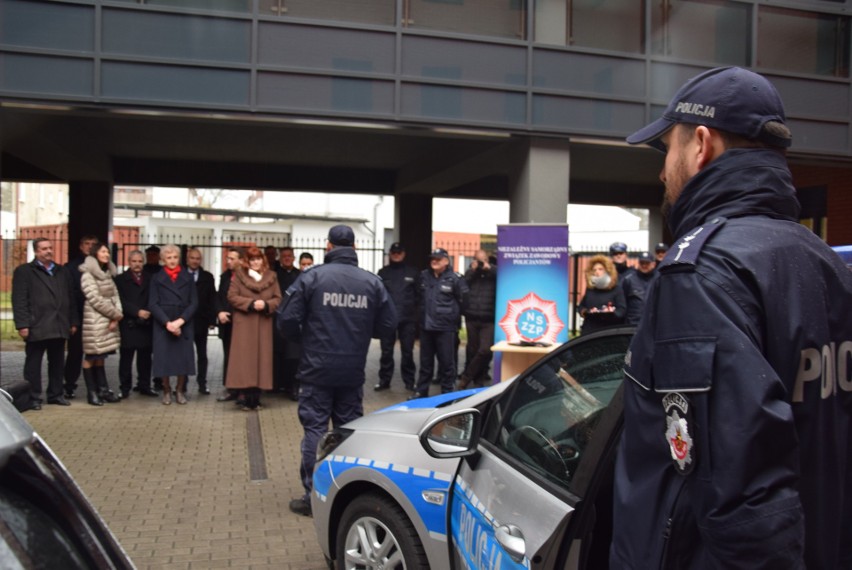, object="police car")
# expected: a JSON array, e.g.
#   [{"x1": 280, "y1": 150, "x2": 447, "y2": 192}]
[{"x1": 312, "y1": 327, "x2": 633, "y2": 570}]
